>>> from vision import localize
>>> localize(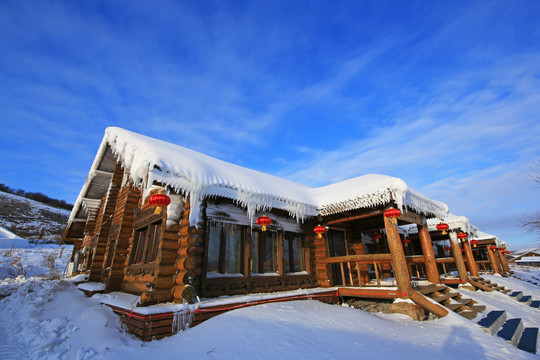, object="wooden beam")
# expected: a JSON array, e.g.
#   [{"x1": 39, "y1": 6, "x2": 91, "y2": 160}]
[
  {"x1": 405, "y1": 255, "x2": 426, "y2": 264},
  {"x1": 449, "y1": 231, "x2": 469, "y2": 283},
  {"x1": 325, "y1": 210, "x2": 383, "y2": 225},
  {"x1": 384, "y1": 215, "x2": 413, "y2": 295},
  {"x1": 417, "y1": 220, "x2": 440, "y2": 284},
  {"x1": 94, "y1": 169, "x2": 114, "y2": 177},
  {"x1": 398, "y1": 211, "x2": 423, "y2": 225},
  {"x1": 486, "y1": 246, "x2": 502, "y2": 275},
  {"x1": 462, "y1": 240, "x2": 479, "y2": 277},
  {"x1": 320, "y1": 253, "x2": 392, "y2": 264}
]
